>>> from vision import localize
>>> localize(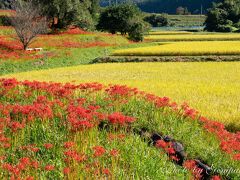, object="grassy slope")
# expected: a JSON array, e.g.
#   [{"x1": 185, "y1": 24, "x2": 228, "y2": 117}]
[
  {"x1": 2, "y1": 62, "x2": 240, "y2": 129},
  {"x1": 0, "y1": 79, "x2": 239, "y2": 179}
]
